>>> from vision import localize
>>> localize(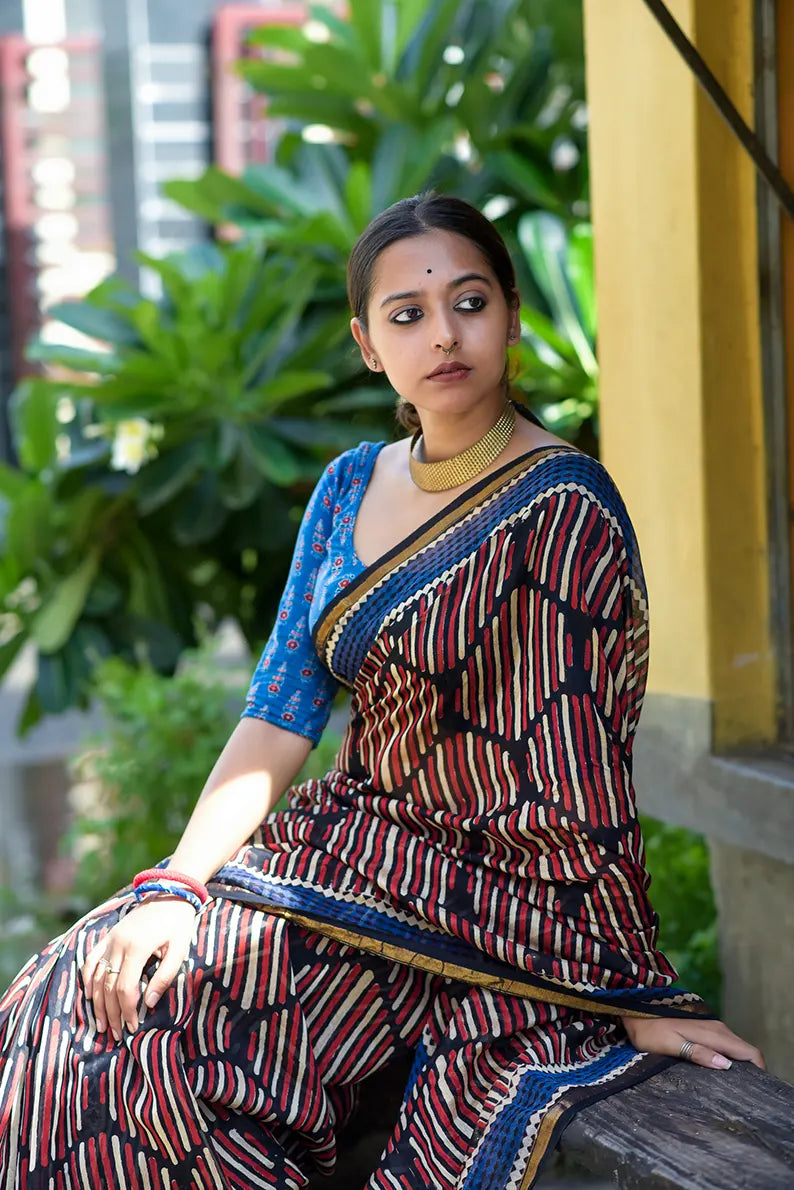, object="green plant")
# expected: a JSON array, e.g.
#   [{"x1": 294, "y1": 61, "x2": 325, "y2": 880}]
[
  {"x1": 639, "y1": 814, "x2": 722, "y2": 1013},
  {"x1": 0, "y1": 240, "x2": 390, "y2": 727},
  {"x1": 513, "y1": 210, "x2": 598, "y2": 447},
  {"x1": 239, "y1": 0, "x2": 588, "y2": 216},
  {"x1": 169, "y1": 1, "x2": 588, "y2": 239},
  {"x1": 66, "y1": 644, "x2": 344, "y2": 907},
  {"x1": 0, "y1": 885, "x2": 66, "y2": 993}
]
